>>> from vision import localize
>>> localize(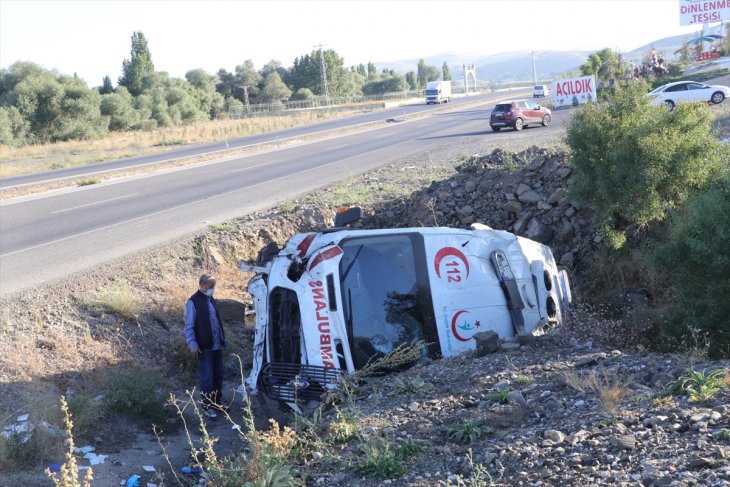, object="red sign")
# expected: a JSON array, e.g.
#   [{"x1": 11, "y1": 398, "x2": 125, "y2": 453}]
[{"x1": 679, "y1": 0, "x2": 729, "y2": 25}]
